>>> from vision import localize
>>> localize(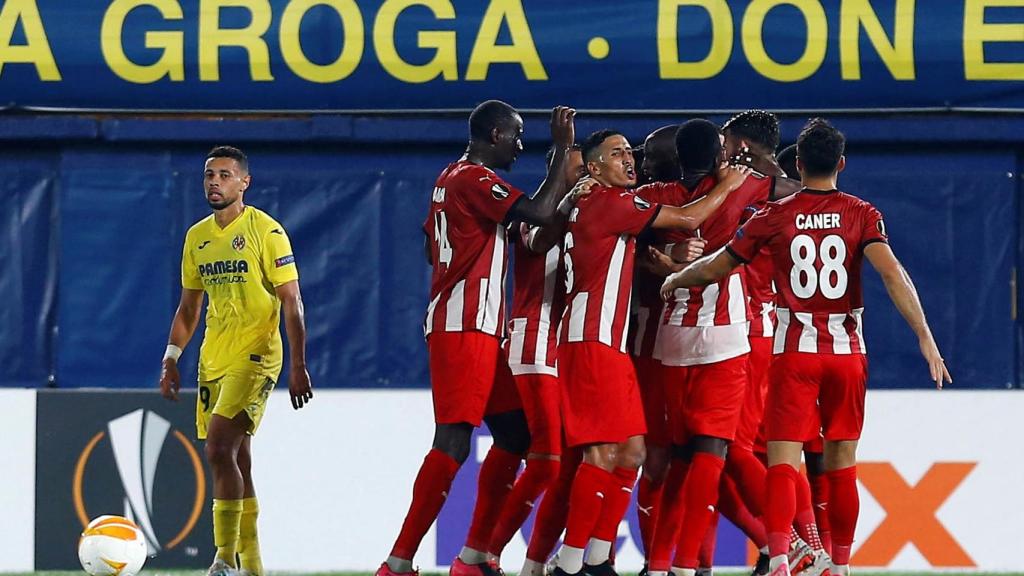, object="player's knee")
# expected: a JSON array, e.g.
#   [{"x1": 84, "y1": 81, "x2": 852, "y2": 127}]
[
  {"x1": 671, "y1": 442, "x2": 693, "y2": 462},
  {"x1": 205, "y1": 440, "x2": 237, "y2": 467},
  {"x1": 689, "y1": 435, "x2": 729, "y2": 459},
  {"x1": 804, "y1": 450, "x2": 826, "y2": 477},
  {"x1": 642, "y1": 446, "x2": 670, "y2": 481},
  {"x1": 614, "y1": 434, "x2": 647, "y2": 467},
  {"x1": 432, "y1": 423, "x2": 473, "y2": 464},
  {"x1": 486, "y1": 410, "x2": 531, "y2": 455}
]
